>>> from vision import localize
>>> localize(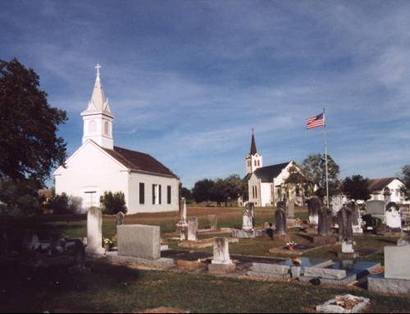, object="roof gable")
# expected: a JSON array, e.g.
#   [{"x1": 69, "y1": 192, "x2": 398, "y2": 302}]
[
  {"x1": 368, "y1": 177, "x2": 396, "y2": 192},
  {"x1": 103, "y1": 146, "x2": 178, "y2": 179},
  {"x1": 252, "y1": 161, "x2": 290, "y2": 182}
]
